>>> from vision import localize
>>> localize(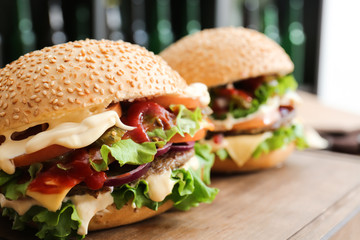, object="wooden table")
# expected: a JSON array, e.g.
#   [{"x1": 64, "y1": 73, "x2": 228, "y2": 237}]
[{"x1": 1, "y1": 149, "x2": 360, "y2": 239}]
